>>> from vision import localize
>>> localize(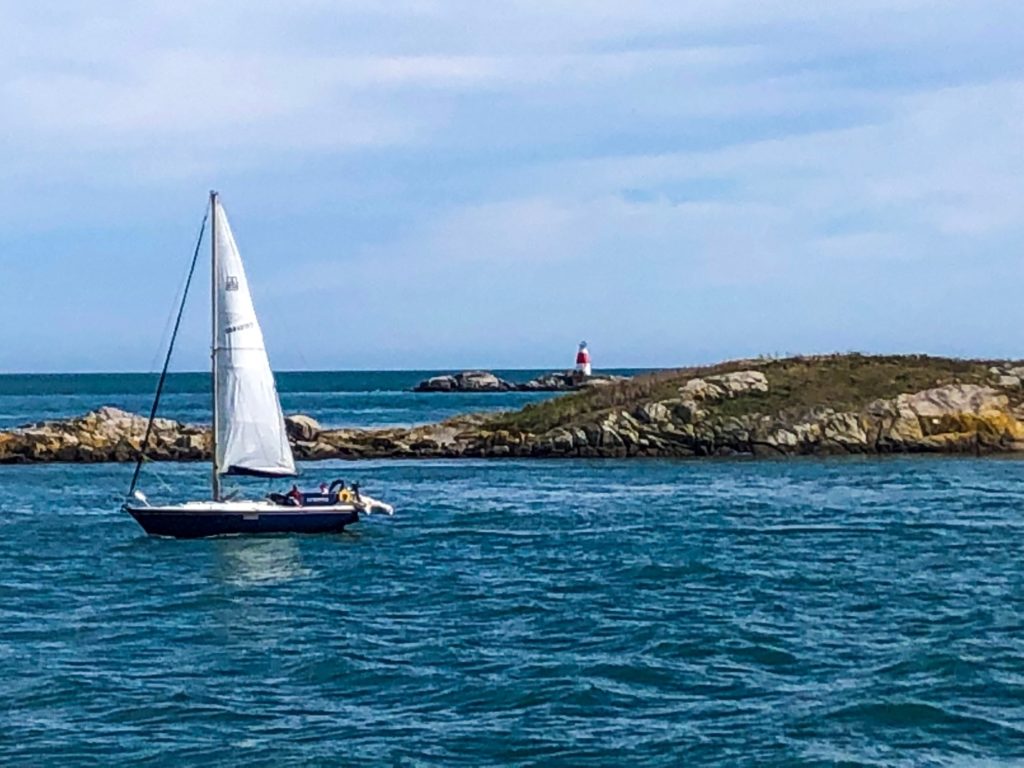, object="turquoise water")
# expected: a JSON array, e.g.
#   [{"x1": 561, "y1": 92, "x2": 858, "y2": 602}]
[{"x1": 2, "y1": 374, "x2": 1024, "y2": 765}]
